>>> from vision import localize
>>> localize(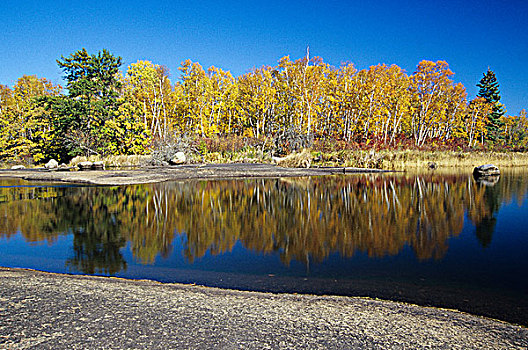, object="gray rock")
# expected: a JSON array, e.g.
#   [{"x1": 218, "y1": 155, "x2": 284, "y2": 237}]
[
  {"x1": 78, "y1": 161, "x2": 94, "y2": 171},
  {"x1": 10, "y1": 165, "x2": 26, "y2": 170},
  {"x1": 473, "y1": 164, "x2": 500, "y2": 177},
  {"x1": 428, "y1": 162, "x2": 438, "y2": 170},
  {"x1": 170, "y1": 152, "x2": 186, "y2": 165},
  {"x1": 45, "y1": 159, "x2": 59, "y2": 169},
  {"x1": 57, "y1": 163, "x2": 71, "y2": 172},
  {"x1": 92, "y1": 161, "x2": 105, "y2": 170}
]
